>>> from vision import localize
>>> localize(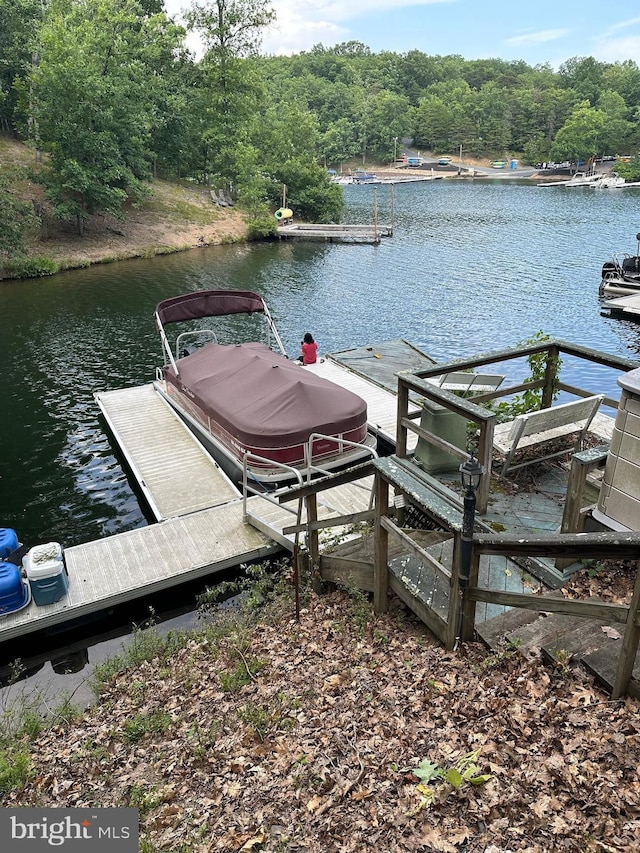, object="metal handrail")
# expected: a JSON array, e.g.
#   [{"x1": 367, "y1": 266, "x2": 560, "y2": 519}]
[
  {"x1": 175, "y1": 329, "x2": 217, "y2": 358},
  {"x1": 242, "y1": 452, "x2": 303, "y2": 521},
  {"x1": 304, "y1": 432, "x2": 378, "y2": 482}
]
